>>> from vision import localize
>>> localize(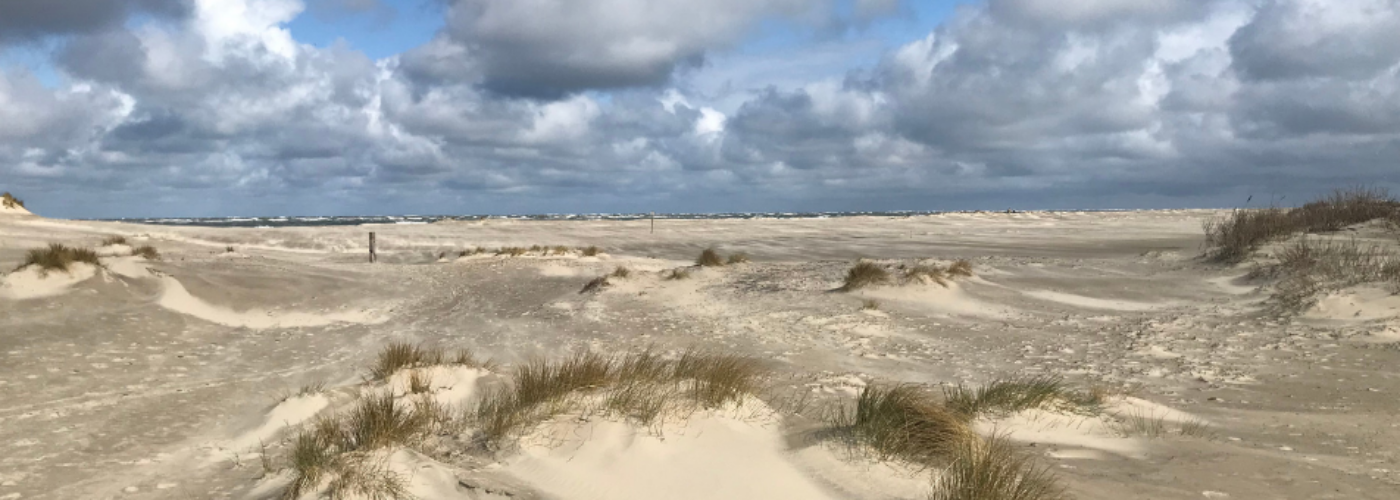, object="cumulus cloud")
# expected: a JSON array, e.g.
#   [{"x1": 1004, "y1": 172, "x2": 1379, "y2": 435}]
[{"x1": 4, "y1": 0, "x2": 1400, "y2": 217}]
